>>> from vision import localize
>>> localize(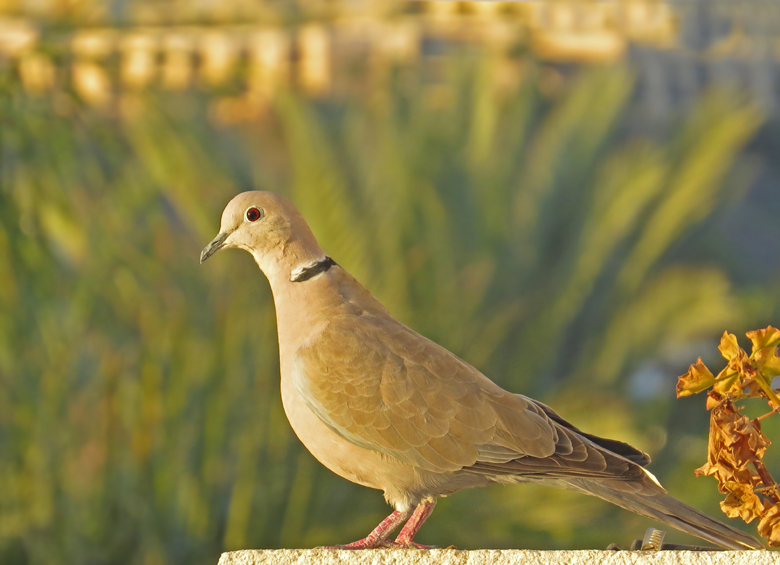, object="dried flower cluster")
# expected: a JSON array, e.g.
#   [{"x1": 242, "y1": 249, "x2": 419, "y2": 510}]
[{"x1": 677, "y1": 327, "x2": 780, "y2": 546}]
